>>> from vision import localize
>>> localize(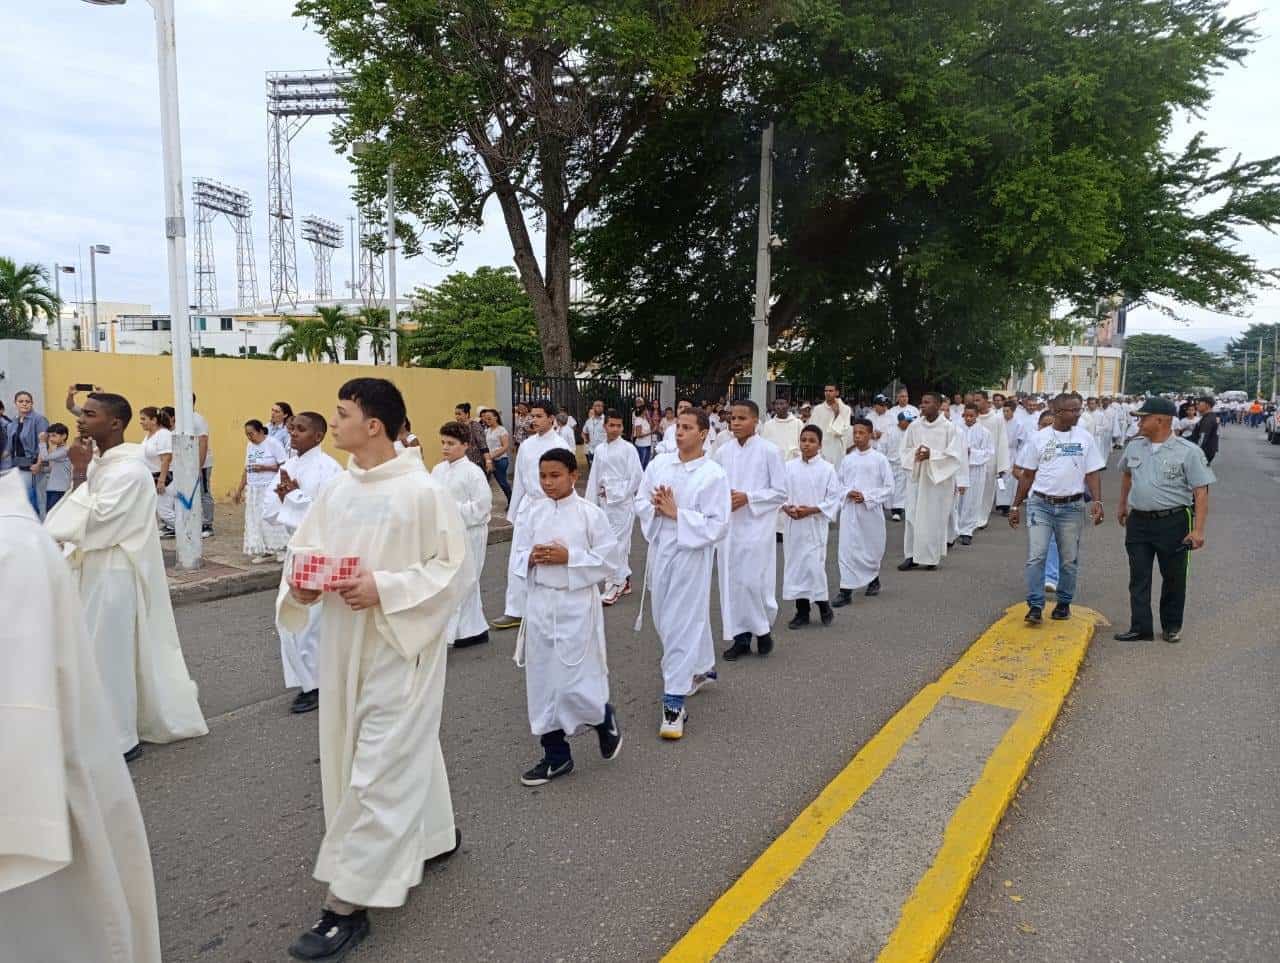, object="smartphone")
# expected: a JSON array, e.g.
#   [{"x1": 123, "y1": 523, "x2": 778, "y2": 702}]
[{"x1": 75, "y1": 383, "x2": 94, "y2": 391}]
